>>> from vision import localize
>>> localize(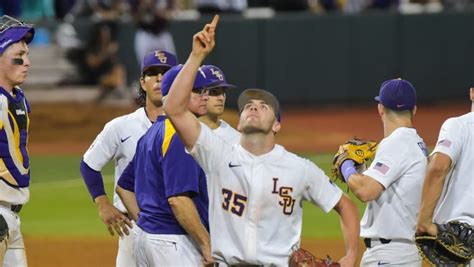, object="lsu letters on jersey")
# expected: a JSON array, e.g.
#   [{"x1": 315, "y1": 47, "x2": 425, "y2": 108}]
[{"x1": 189, "y1": 123, "x2": 342, "y2": 265}]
